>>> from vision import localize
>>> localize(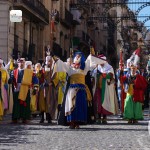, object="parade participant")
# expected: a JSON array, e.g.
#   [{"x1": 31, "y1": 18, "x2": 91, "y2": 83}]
[
  {"x1": 55, "y1": 72, "x2": 67, "y2": 119},
  {"x1": 9, "y1": 59, "x2": 38, "y2": 123},
  {"x1": 39, "y1": 56, "x2": 57, "y2": 123},
  {"x1": 0, "y1": 58, "x2": 9, "y2": 120},
  {"x1": 85, "y1": 70, "x2": 95, "y2": 124},
  {"x1": 4, "y1": 58, "x2": 15, "y2": 114},
  {"x1": 57, "y1": 58, "x2": 71, "y2": 126},
  {"x1": 93, "y1": 55, "x2": 119, "y2": 124},
  {"x1": 30, "y1": 63, "x2": 40, "y2": 115},
  {"x1": 146, "y1": 54, "x2": 150, "y2": 75},
  {"x1": 34, "y1": 63, "x2": 45, "y2": 120},
  {"x1": 52, "y1": 50, "x2": 107, "y2": 129},
  {"x1": 123, "y1": 64, "x2": 147, "y2": 123},
  {"x1": 146, "y1": 55, "x2": 150, "y2": 108},
  {"x1": 116, "y1": 62, "x2": 127, "y2": 117}
]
